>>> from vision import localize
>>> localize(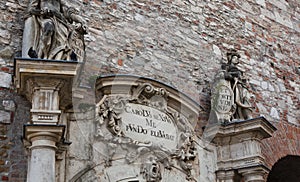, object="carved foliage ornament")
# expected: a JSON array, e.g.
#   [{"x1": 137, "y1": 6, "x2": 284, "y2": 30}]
[{"x1": 95, "y1": 83, "x2": 198, "y2": 181}]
